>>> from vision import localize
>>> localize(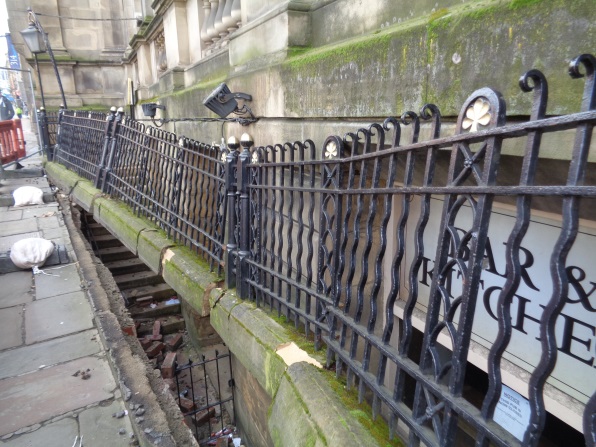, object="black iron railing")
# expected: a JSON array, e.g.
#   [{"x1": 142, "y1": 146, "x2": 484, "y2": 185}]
[
  {"x1": 51, "y1": 53, "x2": 595, "y2": 447},
  {"x1": 54, "y1": 108, "x2": 228, "y2": 273},
  {"x1": 225, "y1": 55, "x2": 596, "y2": 447},
  {"x1": 174, "y1": 351, "x2": 234, "y2": 444},
  {"x1": 55, "y1": 110, "x2": 109, "y2": 180},
  {"x1": 38, "y1": 109, "x2": 60, "y2": 160}
]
